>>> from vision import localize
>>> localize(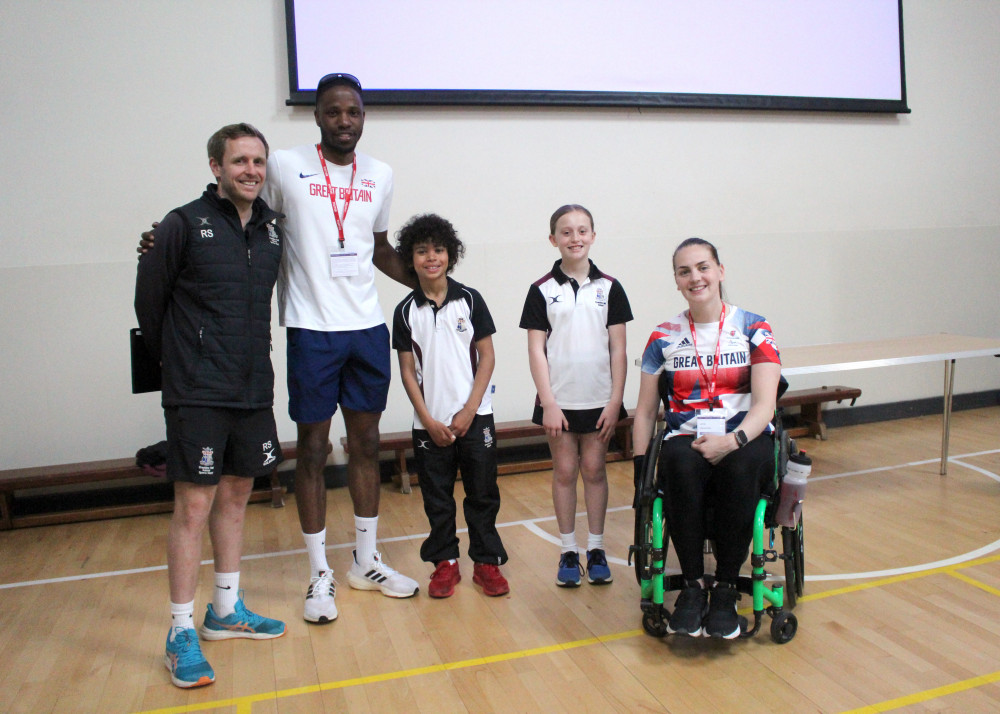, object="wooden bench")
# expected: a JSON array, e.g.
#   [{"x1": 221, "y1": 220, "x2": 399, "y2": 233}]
[
  {"x1": 0, "y1": 442, "x2": 296, "y2": 531},
  {"x1": 342, "y1": 414, "x2": 637, "y2": 494},
  {"x1": 778, "y1": 385, "x2": 861, "y2": 440},
  {"x1": 1, "y1": 385, "x2": 853, "y2": 529}
]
